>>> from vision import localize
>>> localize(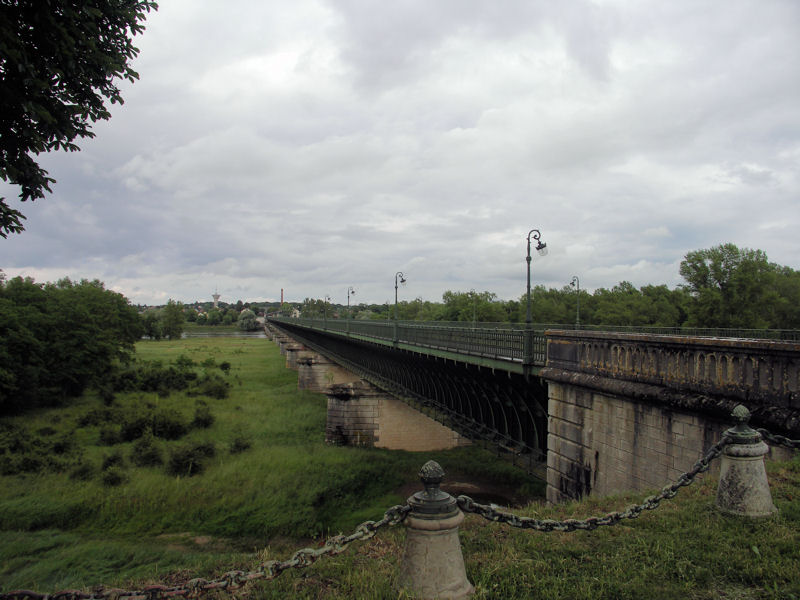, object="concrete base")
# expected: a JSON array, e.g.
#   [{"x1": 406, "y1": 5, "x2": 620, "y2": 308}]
[
  {"x1": 398, "y1": 512, "x2": 474, "y2": 600},
  {"x1": 716, "y1": 440, "x2": 777, "y2": 517}
]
